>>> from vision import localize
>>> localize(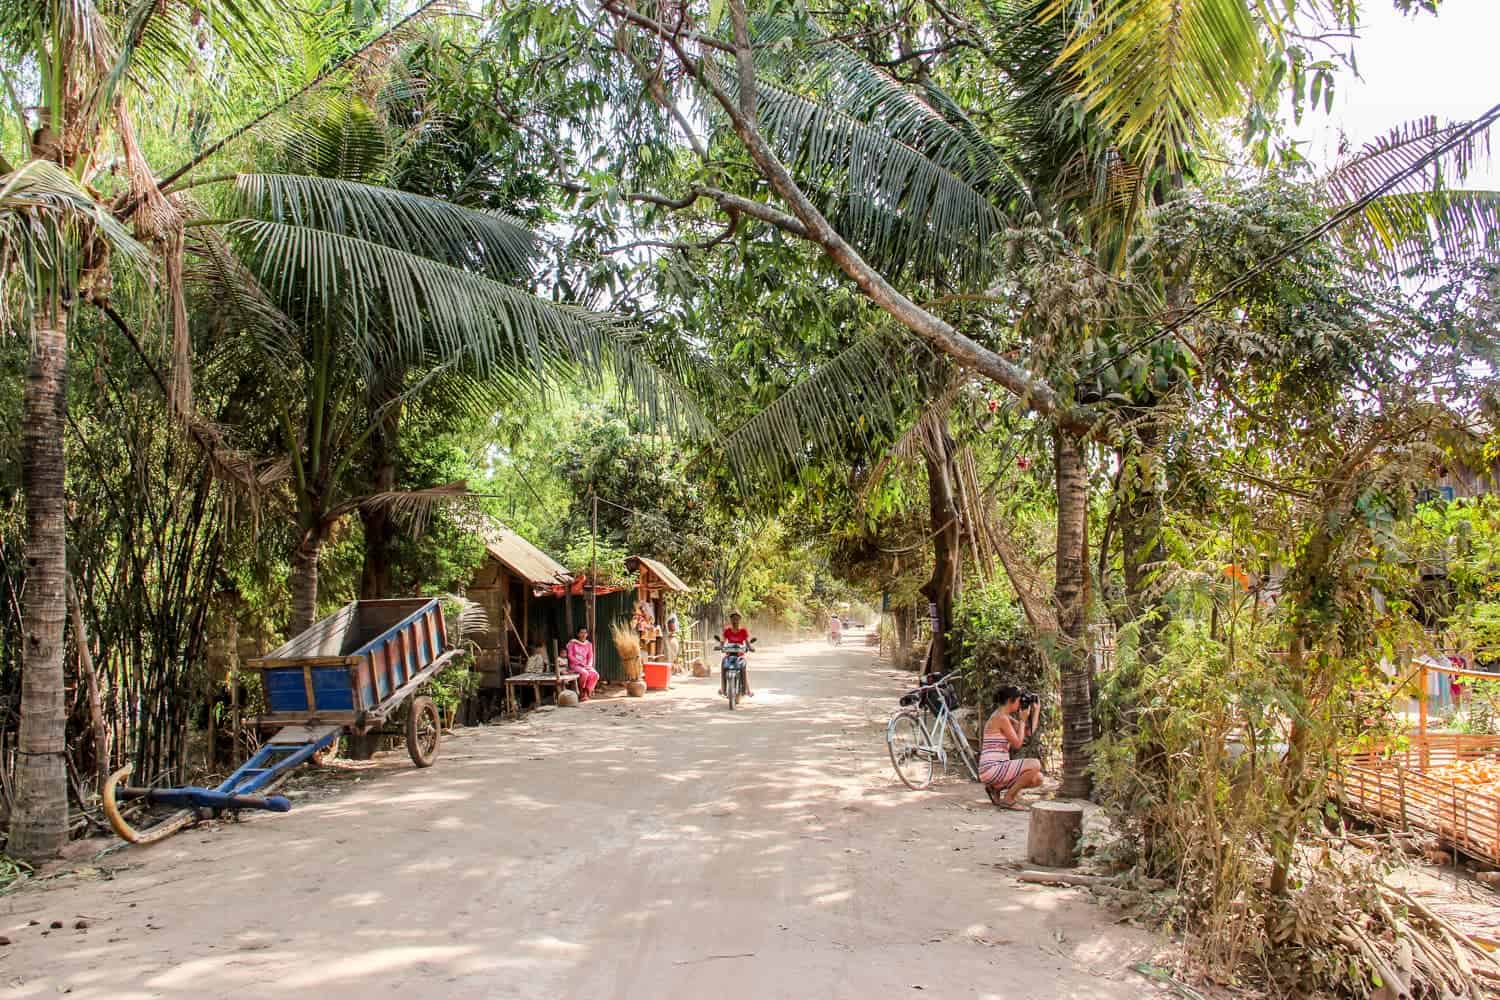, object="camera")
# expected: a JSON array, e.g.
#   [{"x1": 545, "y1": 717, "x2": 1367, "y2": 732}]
[{"x1": 1019, "y1": 692, "x2": 1040, "y2": 709}]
